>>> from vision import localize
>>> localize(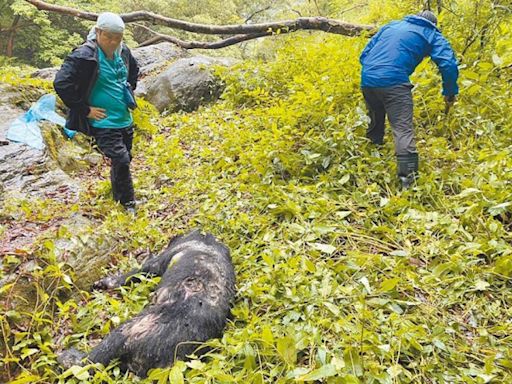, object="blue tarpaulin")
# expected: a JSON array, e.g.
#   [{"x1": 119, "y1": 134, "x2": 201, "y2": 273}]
[{"x1": 7, "y1": 94, "x2": 75, "y2": 150}]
